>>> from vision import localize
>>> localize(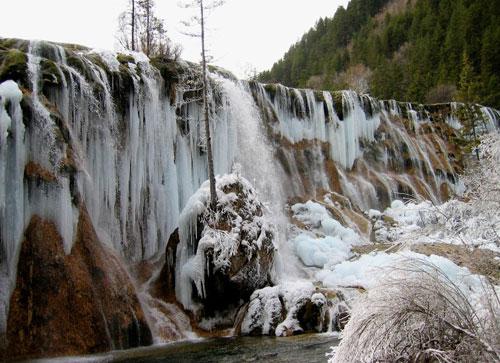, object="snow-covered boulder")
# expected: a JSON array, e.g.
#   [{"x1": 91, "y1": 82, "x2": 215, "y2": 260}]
[
  {"x1": 173, "y1": 173, "x2": 277, "y2": 326},
  {"x1": 239, "y1": 280, "x2": 331, "y2": 336}
]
